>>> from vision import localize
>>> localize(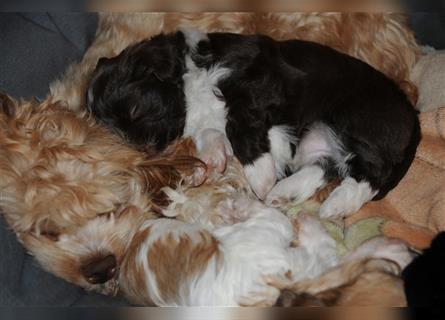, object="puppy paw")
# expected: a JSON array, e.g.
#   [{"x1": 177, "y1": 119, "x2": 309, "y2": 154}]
[
  {"x1": 265, "y1": 165, "x2": 325, "y2": 208},
  {"x1": 319, "y1": 191, "x2": 351, "y2": 219},
  {"x1": 244, "y1": 153, "x2": 277, "y2": 200},
  {"x1": 191, "y1": 166, "x2": 207, "y2": 186},
  {"x1": 344, "y1": 236, "x2": 415, "y2": 271},
  {"x1": 319, "y1": 178, "x2": 376, "y2": 219},
  {"x1": 194, "y1": 129, "x2": 233, "y2": 175}
]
